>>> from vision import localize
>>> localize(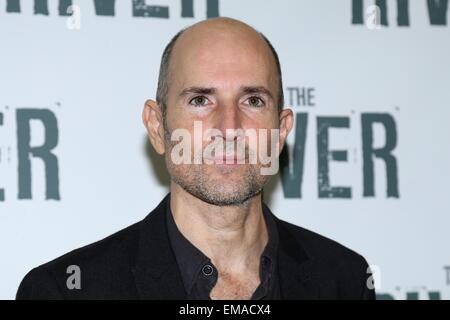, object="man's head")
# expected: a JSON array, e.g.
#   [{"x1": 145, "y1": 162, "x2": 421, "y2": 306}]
[
  {"x1": 156, "y1": 20, "x2": 285, "y2": 119},
  {"x1": 143, "y1": 17, "x2": 293, "y2": 206}
]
